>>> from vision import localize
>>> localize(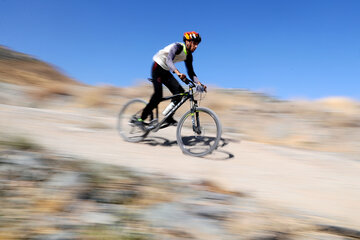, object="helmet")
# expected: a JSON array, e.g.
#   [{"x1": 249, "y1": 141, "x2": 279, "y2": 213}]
[{"x1": 183, "y1": 31, "x2": 201, "y2": 43}]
